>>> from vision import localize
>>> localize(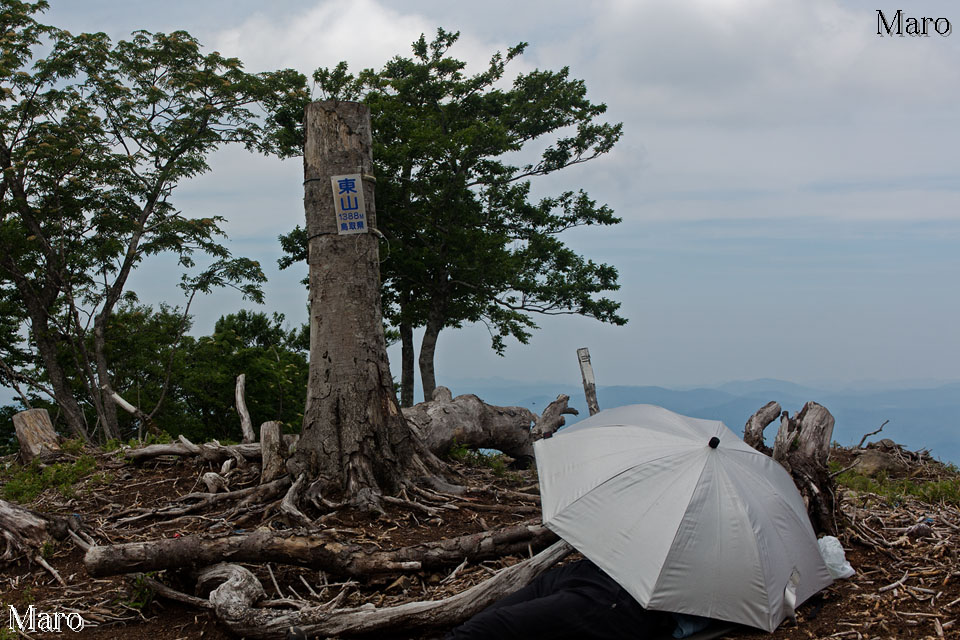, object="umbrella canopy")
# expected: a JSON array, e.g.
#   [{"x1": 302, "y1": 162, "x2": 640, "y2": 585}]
[{"x1": 534, "y1": 404, "x2": 832, "y2": 632}]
